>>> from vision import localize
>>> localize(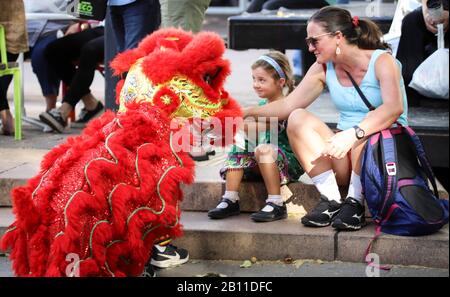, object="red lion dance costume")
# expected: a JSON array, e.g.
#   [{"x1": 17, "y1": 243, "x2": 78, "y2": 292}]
[{"x1": 1, "y1": 29, "x2": 241, "y2": 276}]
